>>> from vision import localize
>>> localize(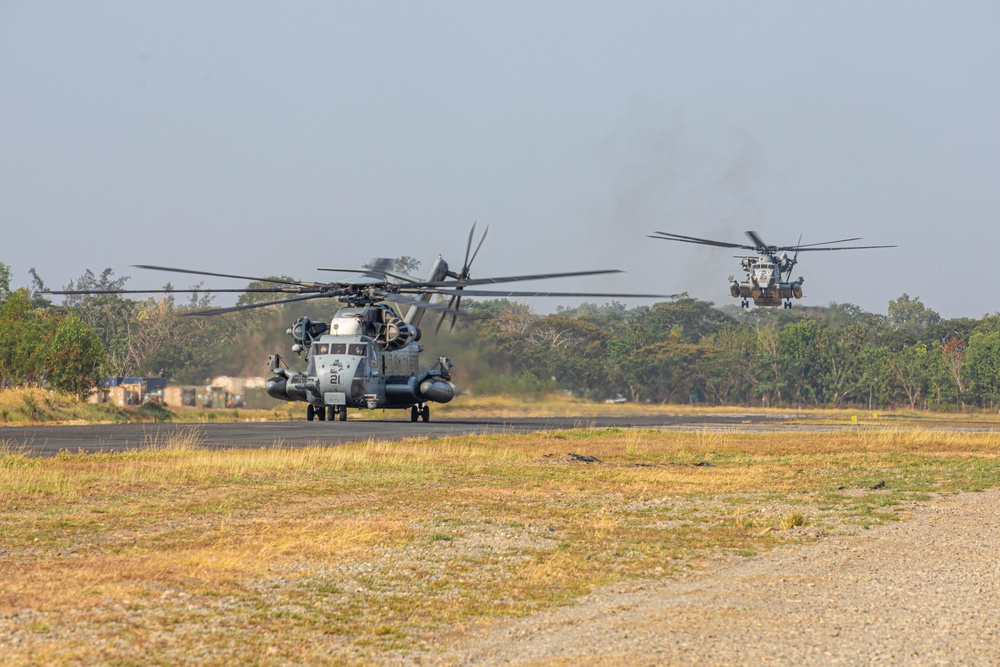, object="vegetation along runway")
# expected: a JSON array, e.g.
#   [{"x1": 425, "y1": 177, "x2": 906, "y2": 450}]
[{"x1": 5, "y1": 412, "x2": 998, "y2": 457}]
